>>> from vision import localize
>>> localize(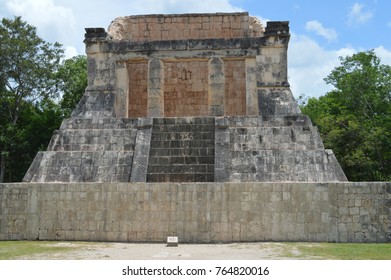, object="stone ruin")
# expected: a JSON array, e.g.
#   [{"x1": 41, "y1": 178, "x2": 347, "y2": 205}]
[
  {"x1": 23, "y1": 12, "x2": 347, "y2": 183},
  {"x1": 3, "y1": 13, "x2": 389, "y2": 244}
]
